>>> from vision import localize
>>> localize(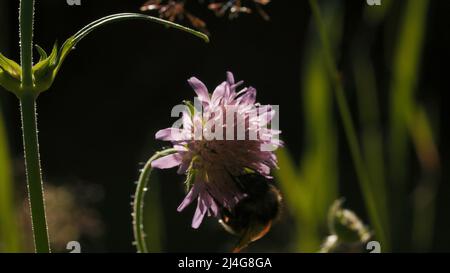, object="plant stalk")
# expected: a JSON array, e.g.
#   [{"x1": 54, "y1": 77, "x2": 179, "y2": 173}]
[
  {"x1": 20, "y1": 94, "x2": 50, "y2": 253},
  {"x1": 20, "y1": 0, "x2": 34, "y2": 87},
  {"x1": 19, "y1": 0, "x2": 51, "y2": 253},
  {"x1": 133, "y1": 148, "x2": 177, "y2": 253}
]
